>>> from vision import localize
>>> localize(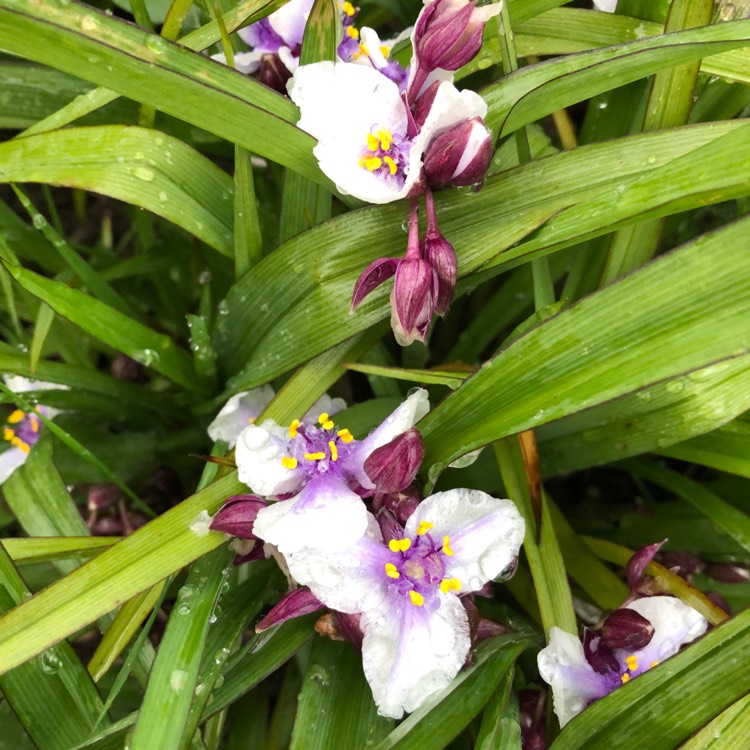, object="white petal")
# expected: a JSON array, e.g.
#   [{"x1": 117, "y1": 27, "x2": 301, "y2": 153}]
[
  {"x1": 208, "y1": 385, "x2": 275, "y2": 447},
  {"x1": 4, "y1": 375, "x2": 60, "y2": 393},
  {"x1": 283, "y1": 514, "x2": 390, "y2": 612},
  {"x1": 253, "y1": 475, "x2": 370, "y2": 555},
  {"x1": 361, "y1": 594, "x2": 470, "y2": 719},
  {"x1": 621, "y1": 596, "x2": 708, "y2": 668},
  {"x1": 235, "y1": 420, "x2": 305, "y2": 497},
  {"x1": 342, "y1": 389, "x2": 429, "y2": 490},
  {"x1": 404, "y1": 489, "x2": 525, "y2": 590},
  {"x1": 593, "y1": 0, "x2": 618, "y2": 12},
  {"x1": 211, "y1": 50, "x2": 265, "y2": 74},
  {"x1": 269, "y1": 0, "x2": 314, "y2": 47},
  {"x1": 302, "y1": 394, "x2": 347, "y2": 423},
  {"x1": 278, "y1": 45, "x2": 299, "y2": 74},
  {"x1": 537, "y1": 627, "x2": 609, "y2": 728},
  {"x1": 0, "y1": 447, "x2": 28, "y2": 485}
]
